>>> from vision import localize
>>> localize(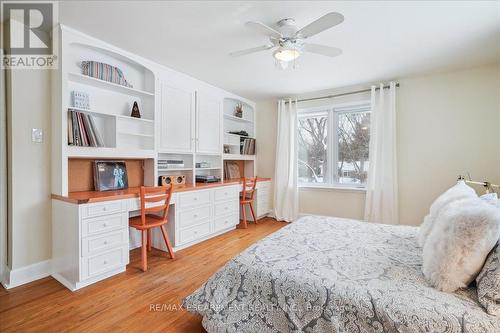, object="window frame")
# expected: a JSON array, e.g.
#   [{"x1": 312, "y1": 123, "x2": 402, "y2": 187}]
[{"x1": 297, "y1": 100, "x2": 371, "y2": 190}]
